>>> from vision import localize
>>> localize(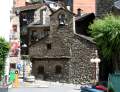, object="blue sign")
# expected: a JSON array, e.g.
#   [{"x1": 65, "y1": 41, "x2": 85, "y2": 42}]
[{"x1": 17, "y1": 64, "x2": 21, "y2": 69}]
